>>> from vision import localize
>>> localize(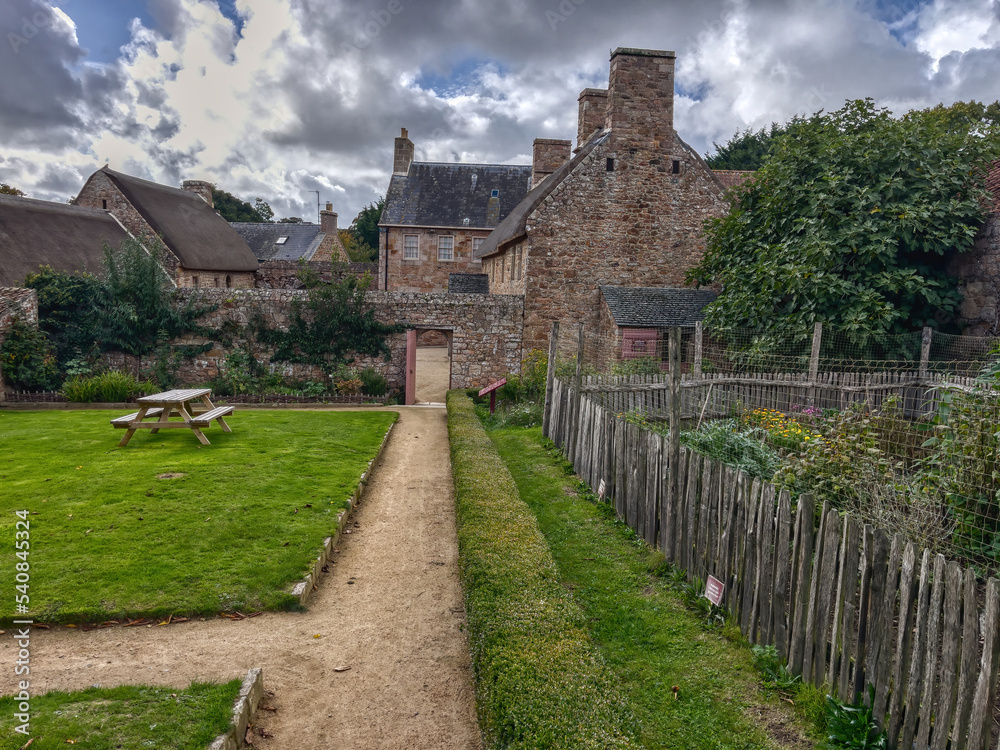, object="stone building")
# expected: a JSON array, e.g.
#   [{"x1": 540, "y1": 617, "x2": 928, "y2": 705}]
[
  {"x1": 75, "y1": 167, "x2": 259, "y2": 288},
  {"x1": 952, "y1": 162, "x2": 1000, "y2": 336},
  {"x1": 377, "y1": 128, "x2": 532, "y2": 292},
  {"x1": 475, "y1": 48, "x2": 732, "y2": 354},
  {"x1": 232, "y1": 202, "x2": 348, "y2": 264},
  {"x1": 0, "y1": 194, "x2": 131, "y2": 286}
]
